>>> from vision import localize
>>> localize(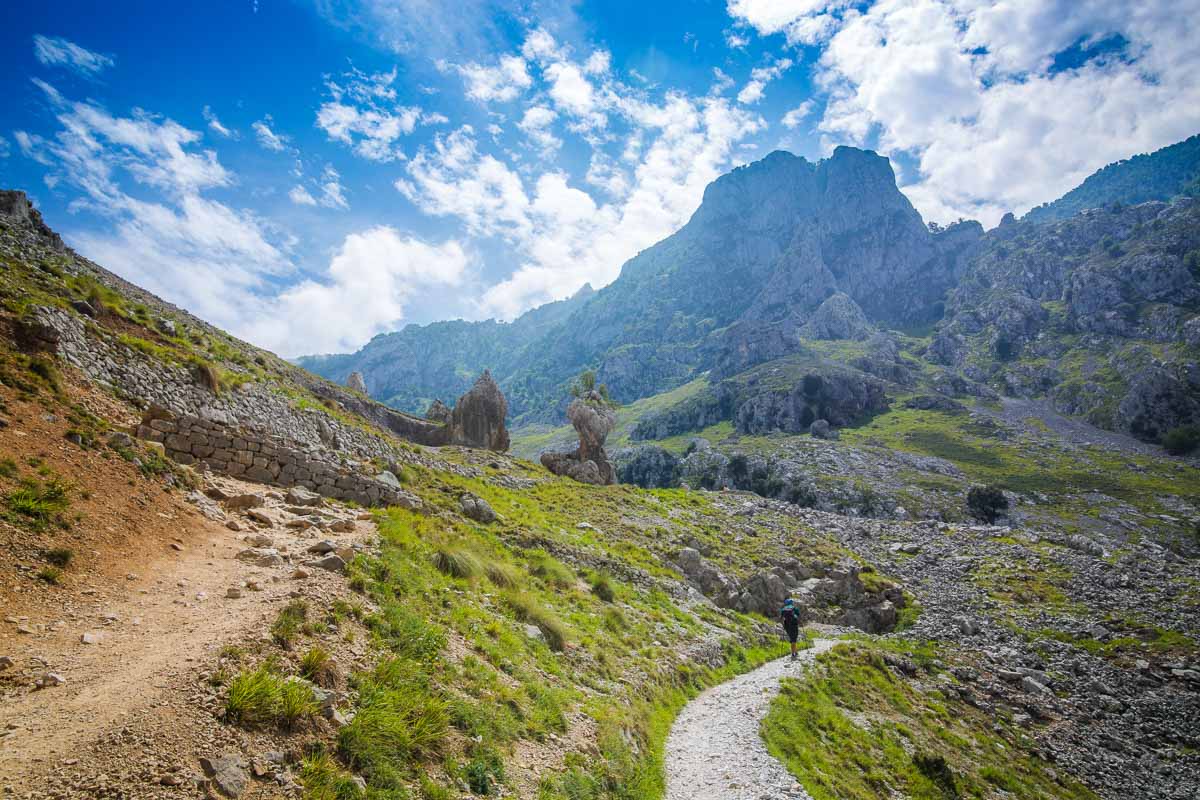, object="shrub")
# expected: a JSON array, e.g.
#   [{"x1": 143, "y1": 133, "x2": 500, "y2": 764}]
[
  {"x1": 0, "y1": 458, "x2": 17, "y2": 478},
  {"x1": 271, "y1": 600, "x2": 309, "y2": 648},
  {"x1": 966, "y1": 485, "x2": 1008, "y2": 523},
  {"x1": 1162, "y1": 425, "x2": 1200, "y2": 455},
  {"x1": 913, "y1": 751, "x2": 958, "y2": 798},
  {"x1": 37, "y1": 566, "x2": 62, "y2": 585},
  {"x1": 464, "y1": 747, "x2": 505, "y2": 795},
  {"x1": 431, "y1": 546, "x2": 481, "y2": 580}
]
